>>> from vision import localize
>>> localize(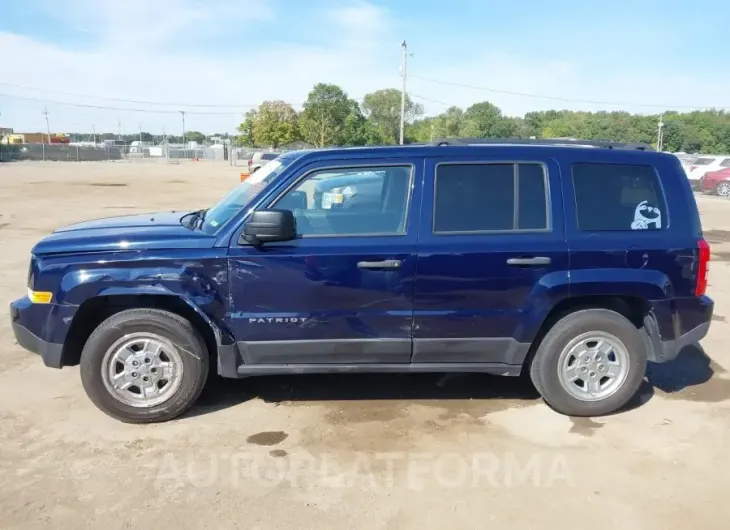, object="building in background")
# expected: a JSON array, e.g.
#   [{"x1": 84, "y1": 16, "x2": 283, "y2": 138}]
[{"x1": 0, "y1": 132, "x2": 70, "y2": 144}]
